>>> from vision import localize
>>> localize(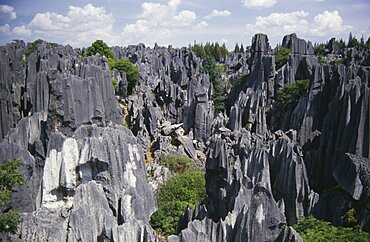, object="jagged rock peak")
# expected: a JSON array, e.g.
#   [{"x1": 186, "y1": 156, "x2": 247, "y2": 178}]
[
  {"x1": 251, "y1": 33, "x2": 270, "y2": 53},
  {"x1": 282, "y1": 33, "x2": 314, "y2": 55}
]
